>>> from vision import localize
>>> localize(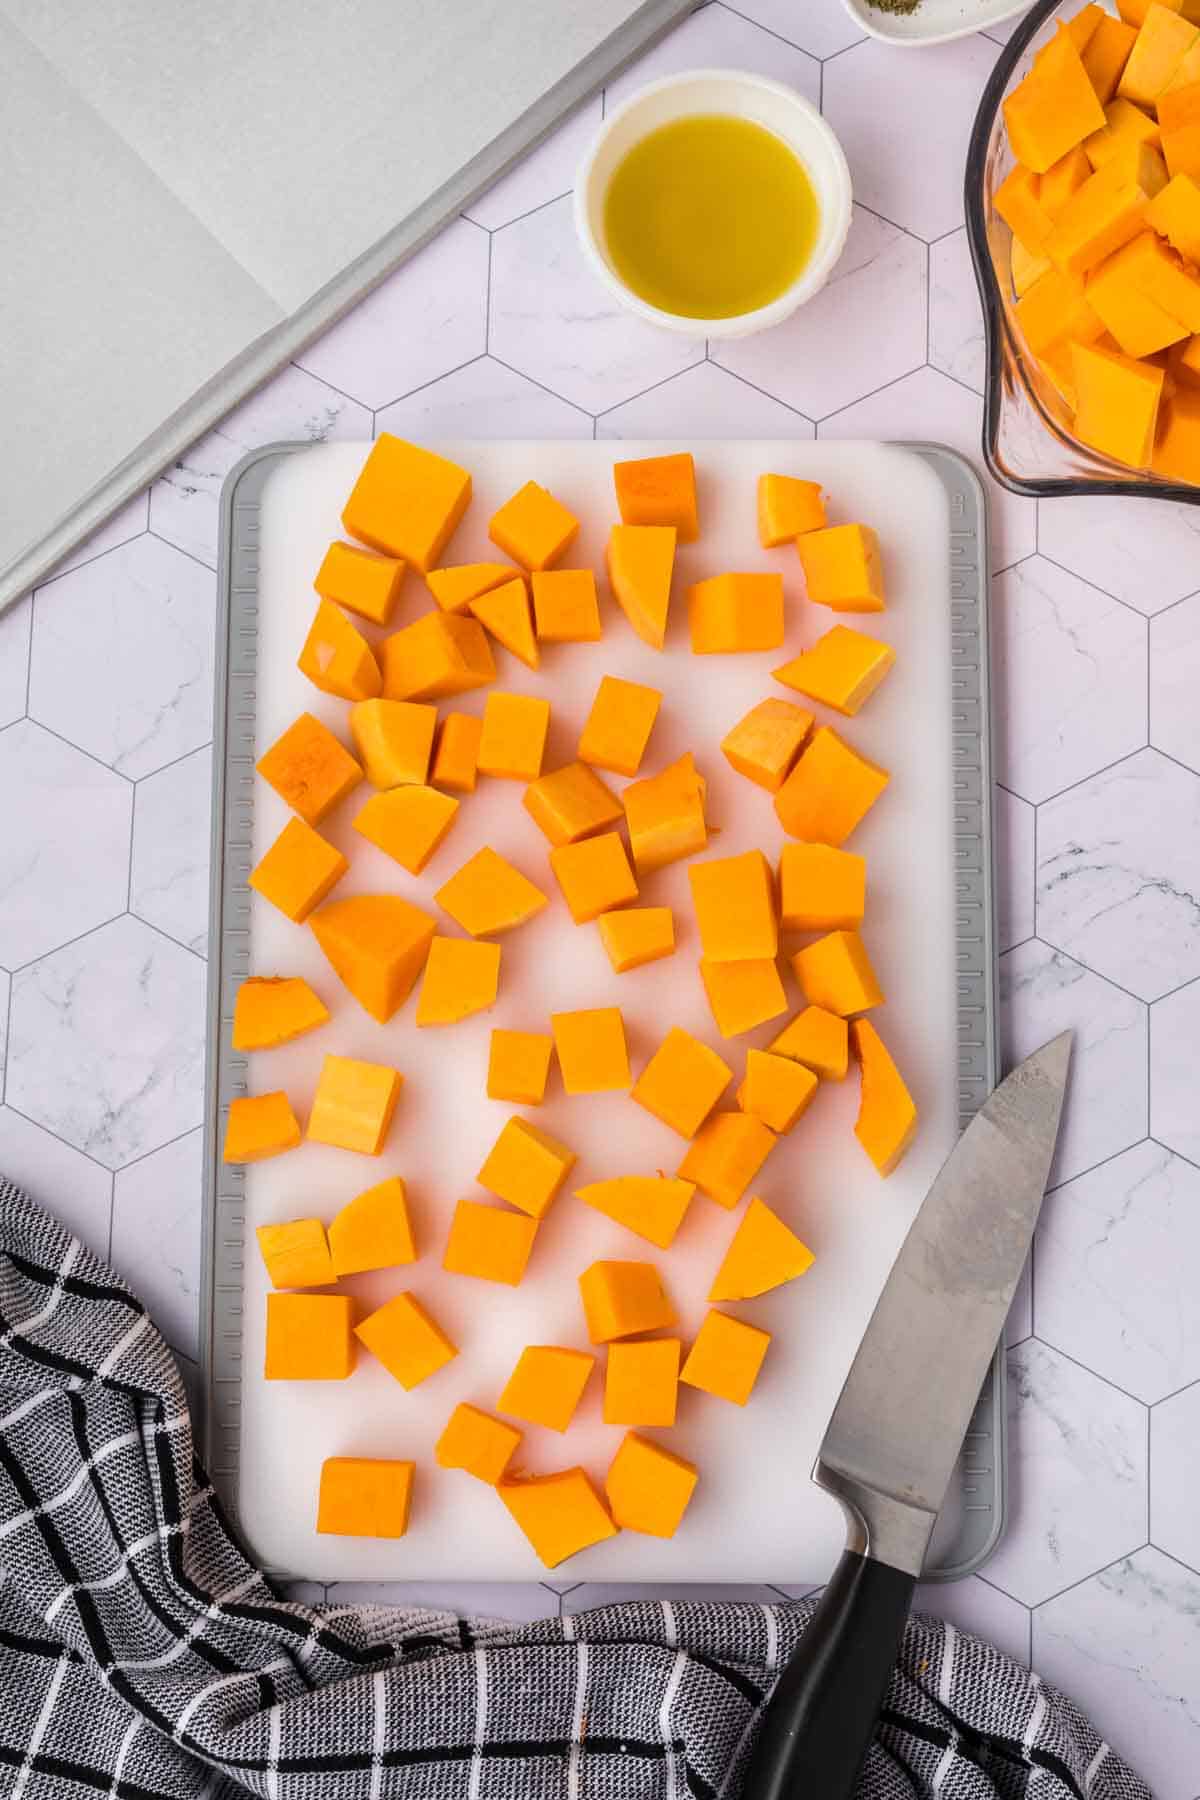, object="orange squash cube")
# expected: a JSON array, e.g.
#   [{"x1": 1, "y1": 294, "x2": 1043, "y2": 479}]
[
  {"x1": 1045, "y1": 143, "x2": 1168, "y2": 276},
  {"x1": 1003, "y1": 28, "x2": 1106, "y2": 171},
  {"x1": 1145, "y1": 171, "x2": 1200, "y2": 259},
  {"x1": 442, "y1": 1197, "x2": 538, "y2": 1286},
  {"x1": 1015, "y1": 267, "x2": 1105, "y2": 355},
  {"x1": 531, "y1": 569, "x2": 602, "y2": 642},
  {"x1": 499, "y1": 1345, "x2": 595, "y2": 1431},
  {"x1": 328, "y1": 1176, "x2": 416, "y2": 1277},
  {"x1": 770, "y1": 1005, "x2": 851, "y2": 1080},
  {"x1": 1040, "y1": 145, "x2": 1093, "y2": 217},
  {"x1": 689, "y1": 849, "x2": 777, "y2": 962},
  {"x1": 1084, "y1": 97, "x2": 1162, "y2": 172},
  {"x1": 381, "y1": 612, "x2": 495, "y2": 702},
  {"x1": 478, "y1": 1117, "x2": 577, "y2": 1219},
  {"x1": 681, "y1": 1310, "x2": 771, "y2": 1406},
  {"x1": 265, "y1": 1292, "x2": 355, "y2": 1379},
  {"x1": 342, "y1": 434, "x2": 471, "y2": 572},
  {"x1": 738, "y1": 1049, "x2": 818, "y2": 1134},
  {"x1": 678, "y1": 1112, "x2": 776, "y2": 1208},
  {"x1": 549, "y1": 831, "x2": 639, "y2": 923},
  {"x1": 550, "y1": 1006, "x2": 630, "y2": 1093},
  {"x1": 797, "y1": 524, "x2": 885, "y2": 612},
  {"x1": 757, "y1": 473, "x2": 826, "y2": 546},
  {"x1": 315, "y1": 539, "x2": 405, "y2": 627},
  {"x1": 1118, "y1": 3, "x2": 1199, "y2": 106},
  {"x1": 354, "y1": 784, "x2": 459, "y2": 875},
  {"x1": 604, "y1": 1338, "x2": 680, "y2": 1427},
  {"x1": 256, "y1": 1218, "x2": 334, "y2": 1289},
  {"x1": 1071, "y1": 338, "x2": 1165, "y2": 463},
  {"x1": 1083, "y1": 14, "x2": 1138, "y2": 102},
  {"x1": 355, "y1": 1290, "x2": 458, "y2": 1389},
  {"x1": 257, "y1": 712, "x2": 362, "y2": 825},
  {"x1": 579, "y1": 1260, "x2": 676, "y2": 1343},
  {"x1": 497, "y1": 1469, "x2": 616, "y2": 1567},
  {"x1": 605, "y1": 1432, "x2": 697, "y2": 1538},
  {"x1": 688, "y1": 572, "x2": 785, "y2": 652},
  {"x1": 699, "y1": 958, "x2": 789, "y2": 1039},
  {"x1": 223, "y1": 1091, "x2": 302, "y2": 1163},
  {"x1": 231, "y1": 977, "x2": 329, "y2": 1051},
  {"x1": 477, "y1": 691, "x2": 551, "y2": 781},
  {"x1": 249, "y1": 818, "x2": 348, "y2": 923},
  {"x1": 995, "y1": 163, "x2": 1056, "y2": 248},
  {"x1": 852, "y1": 1019, "x2": 919, "y2": 1176},
  {"x1": 774, "y1": 726, "x2": 889, "y2": 846},
  {"x1": 597, "y1": 906, "x2": 675, "y2": 973},
  {"x1": 490, "y1": 480, "x2": 579, "y2": 570},
  {"x1": 435, "y1": 1403, "x2": 522, "y2": 1484},
  {"x1": 793, "y1": 929, "x2": 884, "y2": 1017},
  {"x1": 613, "y1": 451, "x2": 698, "y2": 540},
  {"x1": 487, "y1": 1029, "x2": 554, "y2": 1105},
  {"x1": 709, "y1": 1196, "x2": 814, "y2": 1301},
  {"x1": 633, "y1": 1026, "x2": 732, "y2": 1138},
  {"x1": 415, "y1": 936, "x2": 501, "y2": 1026},
  {"x1": 721, "y1": 698, "x2": 813, "y2": 791},
  {"x1": 436, "y1": 846, "x2": 548, "y2": 936},
  {"x1": 623, "y1": 752, "x2": 707, "y2": 874},
  {"x1": 427, "y1": 562, "x2": 518, "y2": 613},
  {"x1": 431, "y1": 711, "x2": 483, "y2": 793},
  {"x1": 524, "y1": 762, "x2": 622, "y2": 846},
  {"x1": 1153, "y1": 385, "x2": 1200, "y2": 479},
  {"x1": 307, "y1": 1054, "x2": 403, "y2": 1156},
  {"x1": 317, "y1": 1457, "x2": 413, "y2": 1536},
  {"x1": 775, "y1": 624, "x2": 896, "y2": 716},
  {"x1": 577, "y1": 674, "x2": 662, "y2": 775},
  {"x1": 349, "y1": 699, "x2": 436, "y2": 789},
  {"x1": 778, "y1": 843, "x2": 867, "y2": 932},
  {"x1": 298, "y1": 600, "x2": 381, "y2": 701},
  {"x1": 606, "y1": 523, "x2": 676, "y2": 649},
  {"x1": 575, "y1": 1175, "x2": 695, "y2": 1250},
  {"x1": 470, "y1": 577, "x2": 539, "y2": 672},
  {"x1": 310, "y1": 893, "x2": 437, "y2": 1021}
]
